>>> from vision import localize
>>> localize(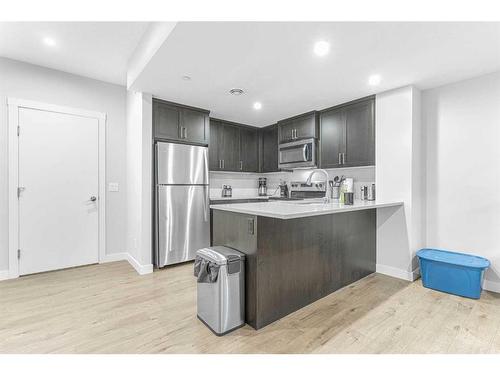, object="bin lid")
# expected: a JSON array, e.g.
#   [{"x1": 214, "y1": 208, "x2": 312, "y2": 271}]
[
  {"x1": 416, "y1": 248, "x2": 490, "y2": 269},
  {"x1": 196, "y1": 246, "x2": 245, "y2": 265}
]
